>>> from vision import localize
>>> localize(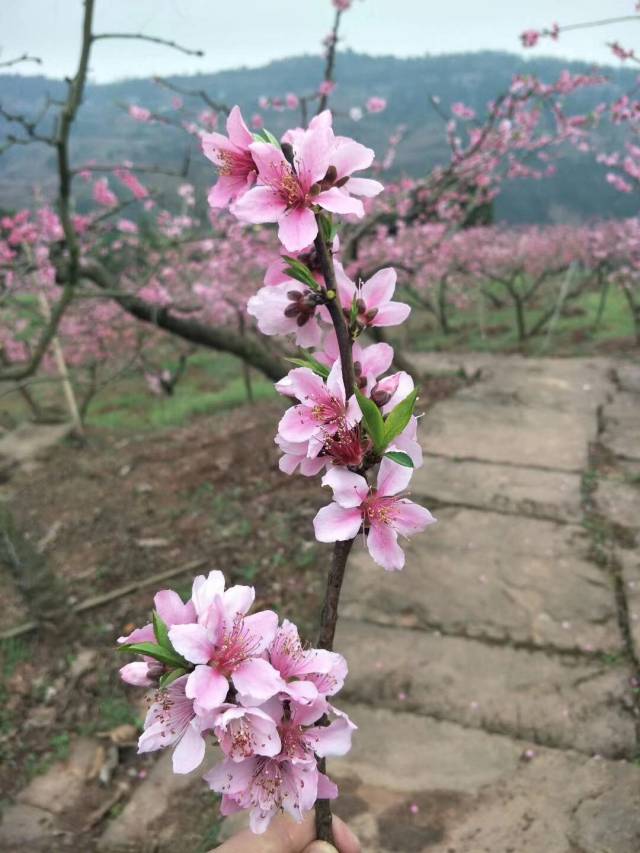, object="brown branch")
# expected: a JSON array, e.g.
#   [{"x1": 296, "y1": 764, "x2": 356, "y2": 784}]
[
  {"x1": 92, "y1": 32, "x2": 204, "y2": 57},
  {"x1": 0, "y1": 558, "x2": 207, "y2": 641},
  {"x1": 153, "y1": 76, "x2": 230, "y2": 114},
  {"x1": 78, "y1": 258, "x2": 287, "y2": 381},
  {"x1": 0, "y1": 53, "x2": 42, "y2": 69},
  {"x1": 317, "y1": 8, "x2": 344, "y2": 114}
]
